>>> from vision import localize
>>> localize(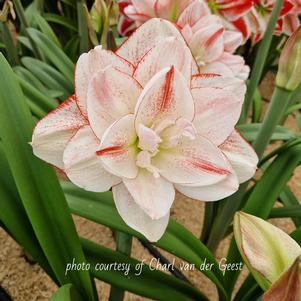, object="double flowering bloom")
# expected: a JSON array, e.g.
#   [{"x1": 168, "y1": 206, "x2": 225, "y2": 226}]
[
  {"x1": 31, "y1": 18, "x2": 258, "y2": 241},
  {"x1": 118, "y1": 0, "x2": 301, "y2": 44}
]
